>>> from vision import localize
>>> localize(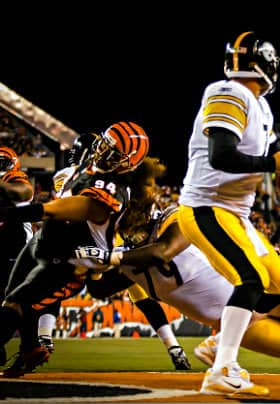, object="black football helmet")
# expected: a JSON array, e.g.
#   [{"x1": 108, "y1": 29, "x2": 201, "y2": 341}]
[
  {"x1": 224, "y1": 31, "x2": 279, "y2": 95},
  {"x1": 68, "y1": 133, "x2": 98, "y2": 166}
]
